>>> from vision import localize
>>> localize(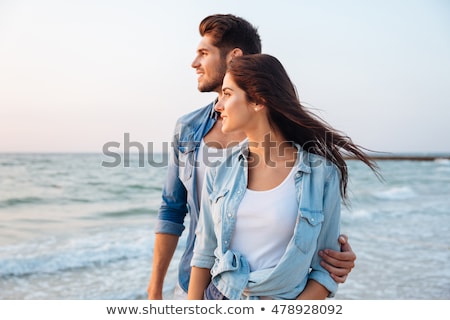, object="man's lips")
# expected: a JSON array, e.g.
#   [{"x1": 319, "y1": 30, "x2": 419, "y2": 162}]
[{"x1": 196, "y1": 71, "x2": 204, "y2": 79}]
